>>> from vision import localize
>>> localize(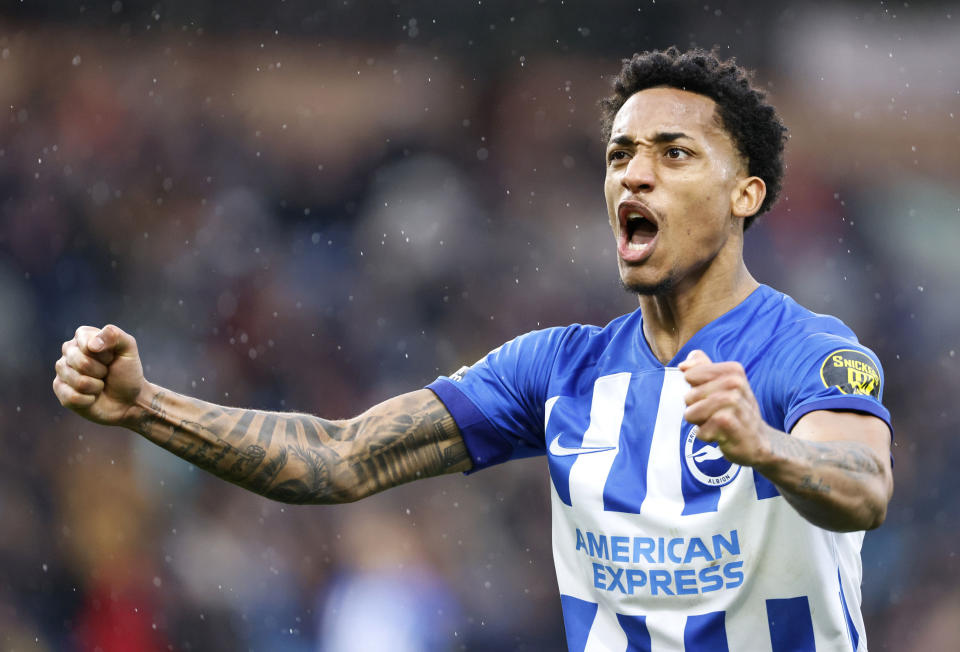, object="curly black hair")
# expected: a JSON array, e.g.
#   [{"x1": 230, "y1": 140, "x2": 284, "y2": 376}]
[{"x1": 599, "y1": 47, "x2": 787, "y2": 229}]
